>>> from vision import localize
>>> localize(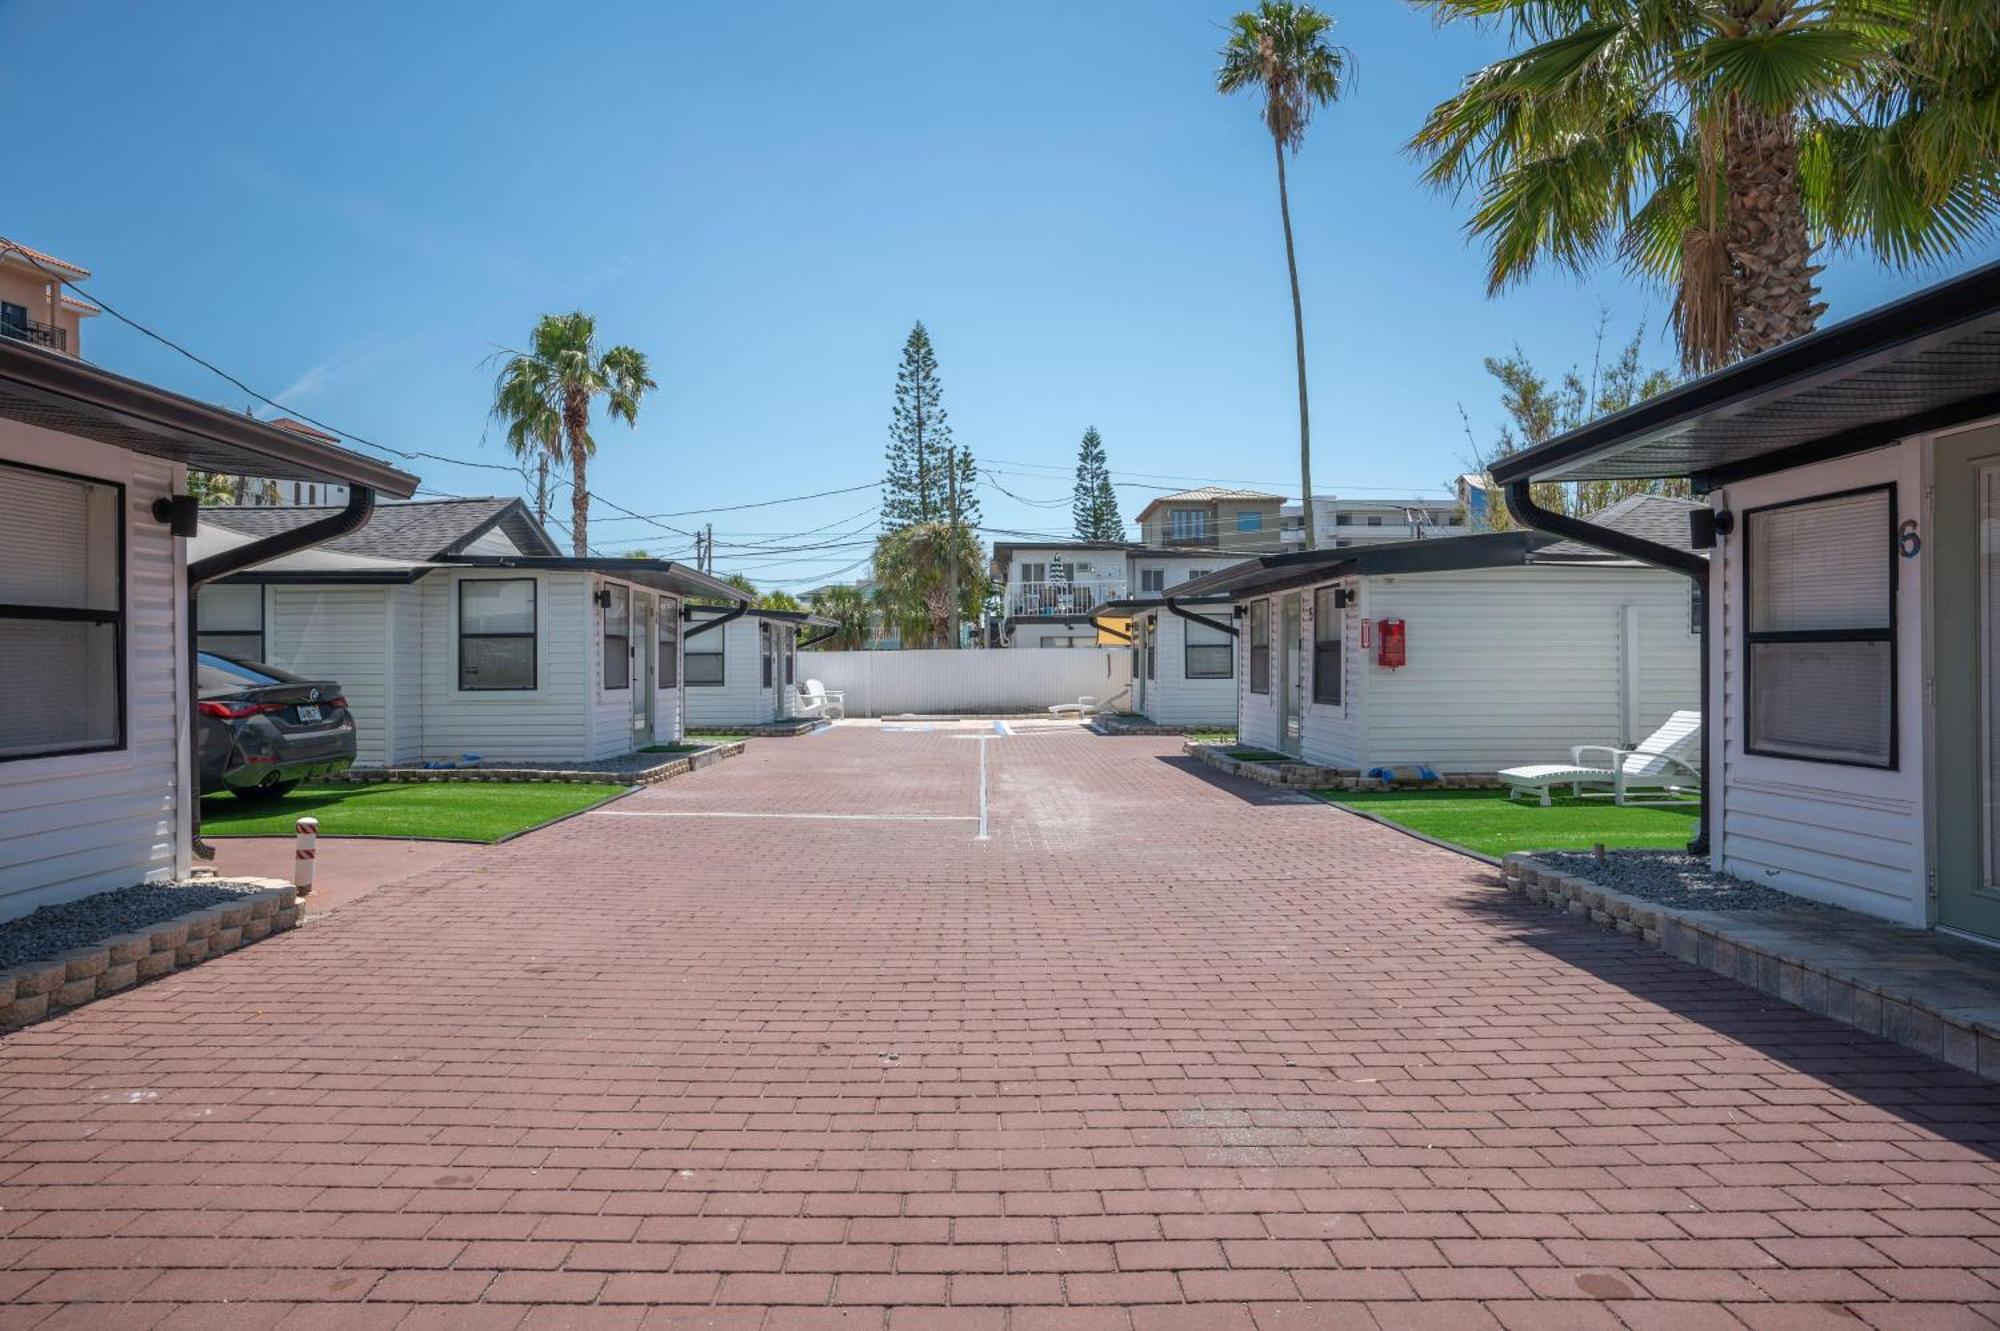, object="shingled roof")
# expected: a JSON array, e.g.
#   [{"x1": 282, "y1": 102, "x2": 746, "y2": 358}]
[
  {"x1": 1534, "y1": 493, "x2": 1704, "y2": 561},
  {"x1": 203, "y1": 497, "x2": 558, "y2": 562}
]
